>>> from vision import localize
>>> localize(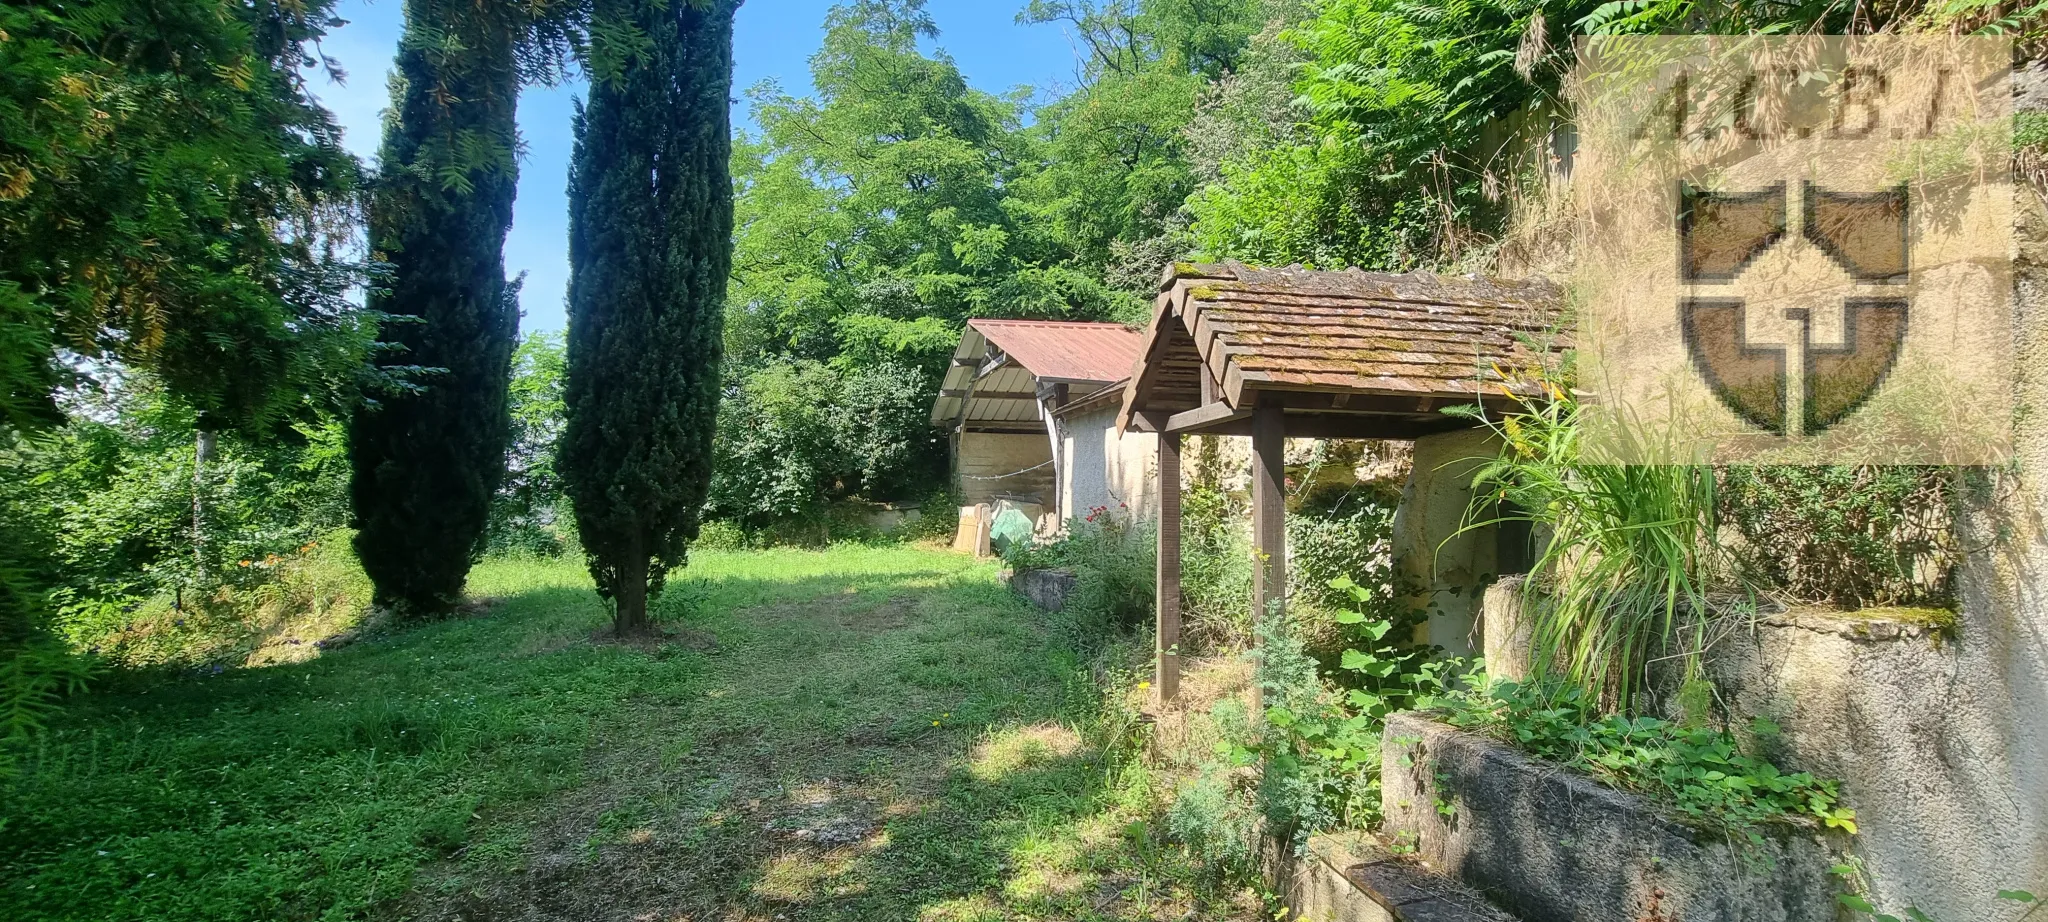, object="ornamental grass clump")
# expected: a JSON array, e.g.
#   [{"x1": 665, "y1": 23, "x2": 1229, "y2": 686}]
[{"x1": 1452, "y1": 382, "x2": 1739, "y2": 711}]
